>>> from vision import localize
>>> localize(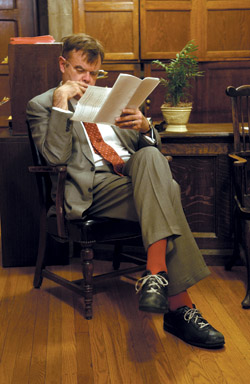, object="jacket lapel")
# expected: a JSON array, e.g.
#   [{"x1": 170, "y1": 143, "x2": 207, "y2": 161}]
[
  {"x1": 68, "y1": 100, "x2": 95, "y2": 164},
  {"x1": 72, "y1": 122, "x2": 95, "y2": 164}
]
